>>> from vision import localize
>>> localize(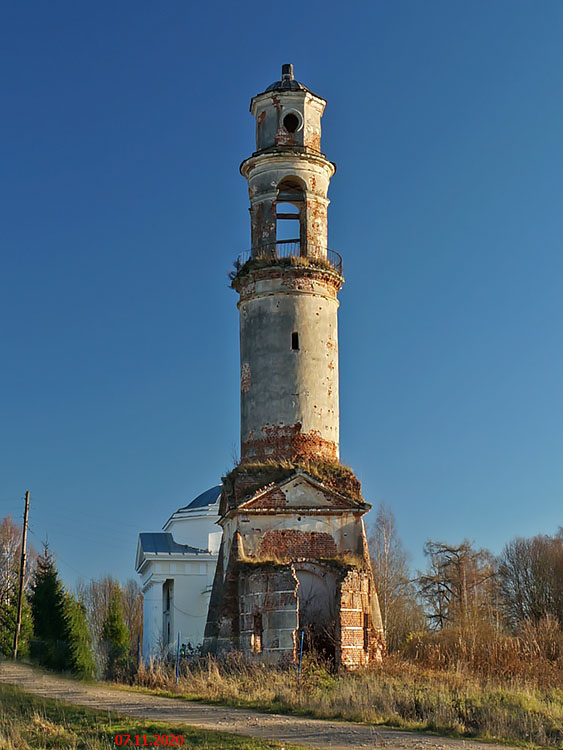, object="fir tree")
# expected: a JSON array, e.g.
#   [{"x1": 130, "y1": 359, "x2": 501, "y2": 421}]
[
  {"x1": 30, "y1": 545, "x2": 96, "y2": 676},
  {"x1": 30, "y1": 544, "x2": 68, "y2": 669},
  {"x1": 0, "y1": 588, "x2": 33, "y2": 658},
  {"x1": 102, "y1": 589, "x2": 130, "y2": 680},
  {"x1": 63, "y1": 592, "x2": 96, "y2": 679}
]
